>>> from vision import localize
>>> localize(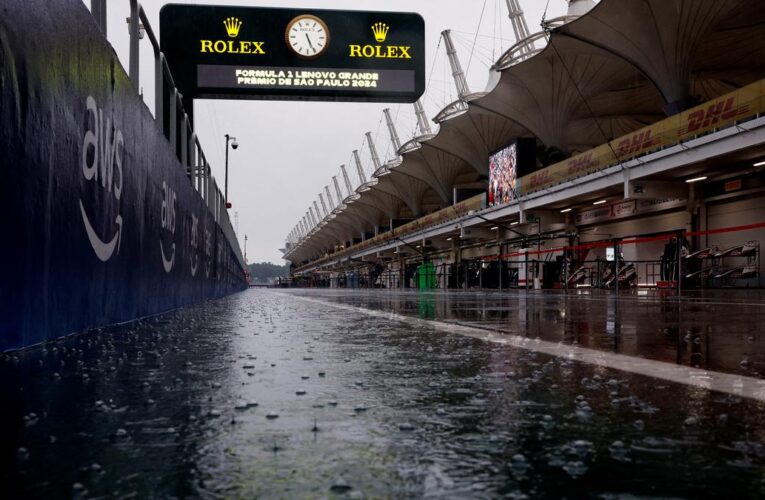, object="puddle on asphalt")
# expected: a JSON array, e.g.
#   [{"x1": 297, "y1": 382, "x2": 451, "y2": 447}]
[{"x1": 2, "y1": 288, "x2": 765, "y2": 498}]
